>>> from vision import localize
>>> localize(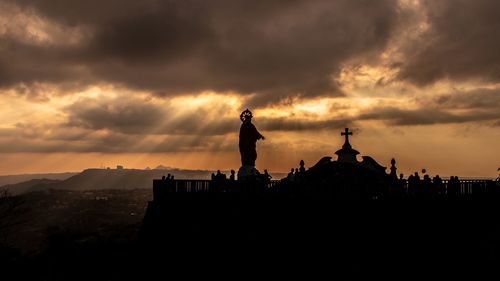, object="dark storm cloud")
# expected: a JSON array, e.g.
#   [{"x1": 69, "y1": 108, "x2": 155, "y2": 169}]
[
  {"x1": 0, "y1": 38, "x2": 87, "y2": 87},
  {"x1": 428, "y1": 88, "x2": 500, "y2": 110},
  {"x1": 390, "y1": 87, "x2": 500, "y2": 126},
  {"x1": 0, "y1": 0, "x2": 400, "y2": 103},
  {"x1": 359, "y1": 107, "x2": 500, "y2": 126},
  {"x1": 2, "y1": 0, "x2": 500, "y2": 105},
  {"x1": 67, "y1": 99, "x2": 165, "y2": 134},
  {"x1": 397, "y1": 0, "x2": 500, "y2": 85}
]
